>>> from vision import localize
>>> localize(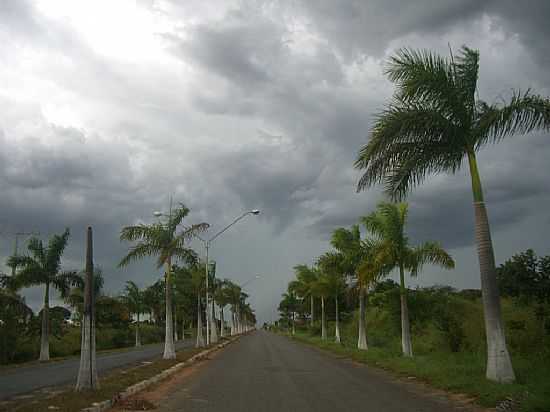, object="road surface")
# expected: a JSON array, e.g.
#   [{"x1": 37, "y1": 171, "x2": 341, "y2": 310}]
[
  {"x1": 155, "y1": 331, "x2": 478, "y2": 412},
  {"x1": 0, "y1": 340, "x2": 191, "y2": 400}
]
